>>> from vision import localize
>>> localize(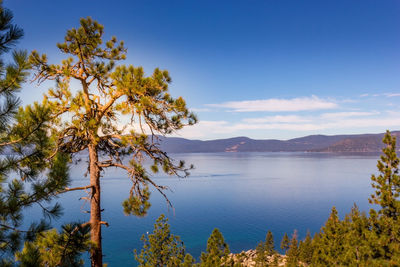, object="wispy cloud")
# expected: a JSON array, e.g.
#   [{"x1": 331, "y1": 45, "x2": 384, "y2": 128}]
[
  {"x1": 320, "y1": 111, "x2": 378, "y2": 119},
  {"x1": 172, "y1": 111, "x2": 400, "y2": 139},
  {"x1": 384, "y1": 93, "x2": 400, "y2": 97},
  {"x1": 359, "y1": 92, "x2": 400, "y2": 98},
  {"x1": 243, "y1": 115, "x2": 311, "y2": 124},
  {"x1": 206, "y1": 96, "x2": 337, "y2": 112}
]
